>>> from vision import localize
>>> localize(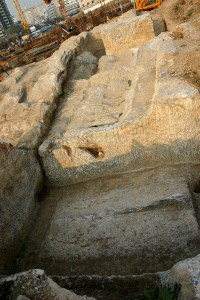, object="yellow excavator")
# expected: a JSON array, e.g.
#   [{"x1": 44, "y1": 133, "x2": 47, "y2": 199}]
[{"x1": 135, "y1": 0, "x2": 162, "y2": 10}]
